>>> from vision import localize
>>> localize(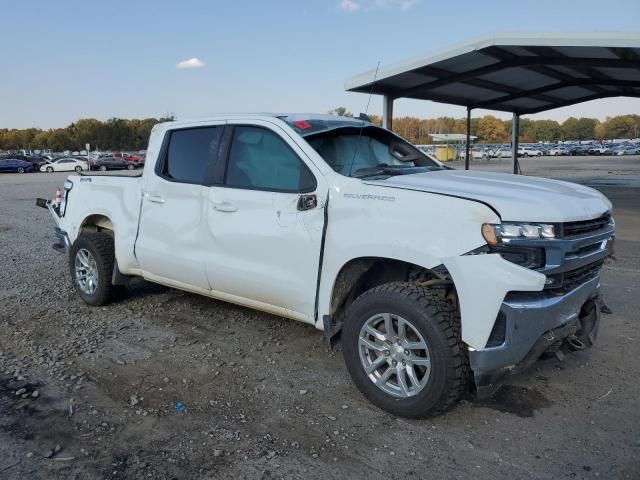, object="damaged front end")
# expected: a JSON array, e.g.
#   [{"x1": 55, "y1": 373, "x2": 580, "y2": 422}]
[
  {"x1": 467, "y1": 213, "x2": 615, "y2": 398},
  {"x1": 471, "y1": 282, "x2": 603, "y2": 398}
]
